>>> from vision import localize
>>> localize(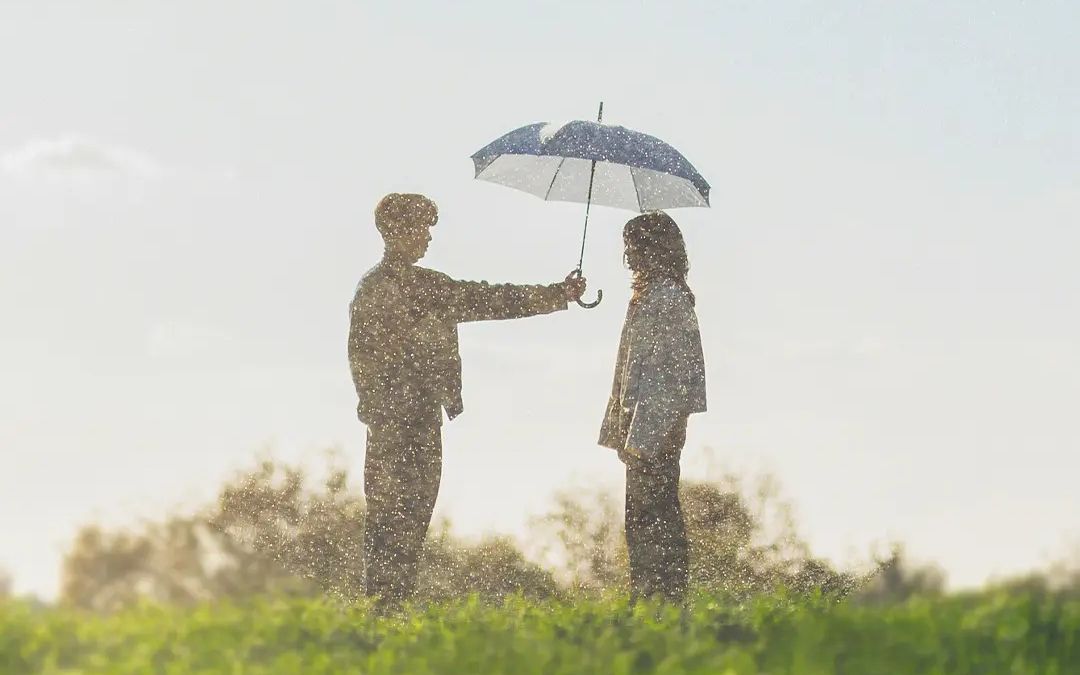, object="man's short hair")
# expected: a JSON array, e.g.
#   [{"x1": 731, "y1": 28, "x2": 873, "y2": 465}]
[{"x1": 374, "y1": 193, "x2": 438, "y2": 239}]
